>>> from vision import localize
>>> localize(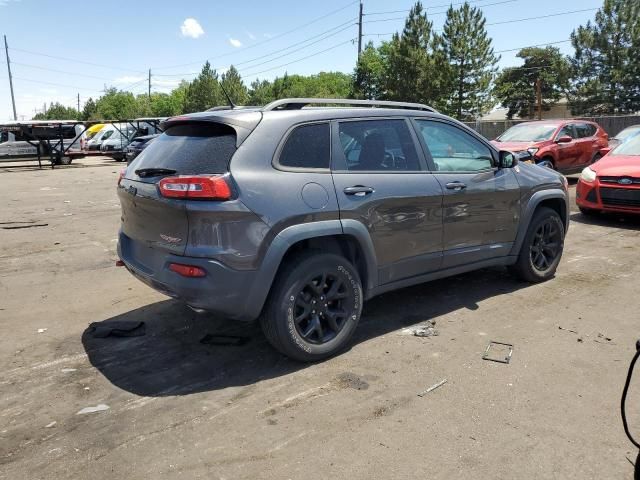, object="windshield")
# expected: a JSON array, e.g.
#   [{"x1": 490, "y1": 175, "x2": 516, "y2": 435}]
[
  {"x1": 612, "y1": 133, "x2": 640, "y2": 156},
  {"x1": 498, "y1": 124, "x2": 557, "y2": 142},
  {"x1": 615, "y1": 126, "x2": 640, "y2": 142}
]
